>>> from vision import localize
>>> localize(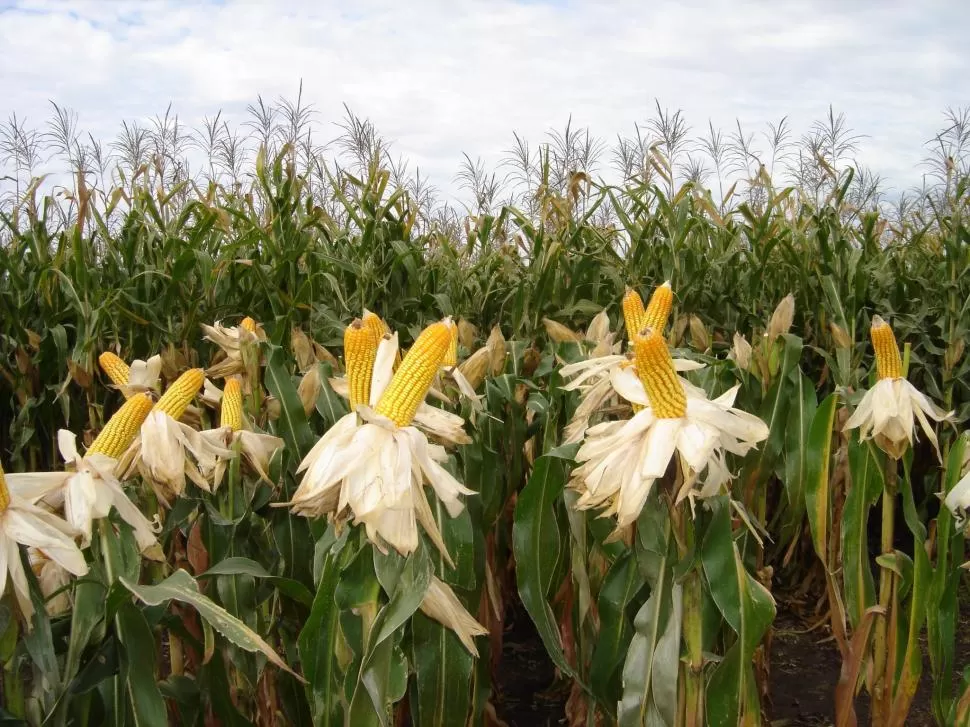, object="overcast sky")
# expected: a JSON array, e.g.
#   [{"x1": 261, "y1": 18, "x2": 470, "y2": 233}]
[{"x1": 1, "y1": 0, "x2": 967, "y2": 201}]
